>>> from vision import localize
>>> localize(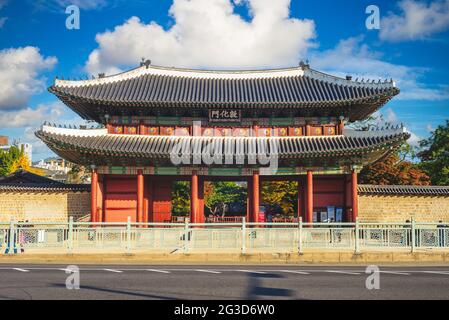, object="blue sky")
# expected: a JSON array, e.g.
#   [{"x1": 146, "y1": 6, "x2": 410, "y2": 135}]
[{"x1": 0, "y1": 0, "x2": 448, "y2": 161}]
